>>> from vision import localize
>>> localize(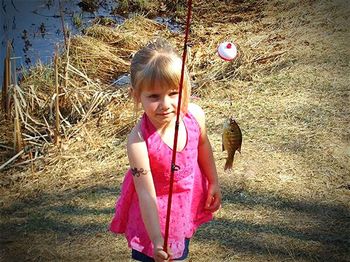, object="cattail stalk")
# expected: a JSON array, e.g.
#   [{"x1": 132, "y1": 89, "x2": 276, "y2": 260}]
[
  {"x1": 13, "y1": 88, "x2": 24, "y2": 152},
  {"x1": 59, "y1": 0, "x2": 67, "y2": 49},
  {"x1": 2, "y1": 41, "x2": 11, "y2": 117},
  {"x1": 54, "y1": 47, "x2": 61, "y2": 145}
]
